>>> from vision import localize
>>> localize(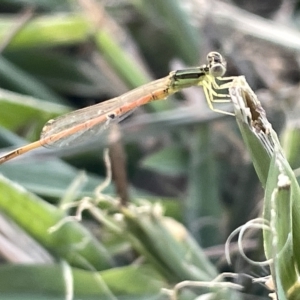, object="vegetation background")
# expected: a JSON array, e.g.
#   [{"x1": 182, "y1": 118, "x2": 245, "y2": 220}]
[{"x1": 0, "y1": 0, "x2": 300, "y2": 299}]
